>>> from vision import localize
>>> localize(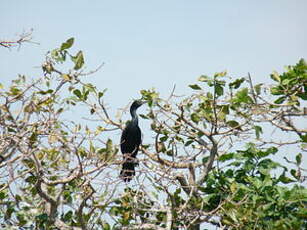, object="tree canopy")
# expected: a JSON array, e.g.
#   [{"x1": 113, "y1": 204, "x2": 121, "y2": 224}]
[{"x1": 0, "y1": 38, "x2": 306, "y2": 230}]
